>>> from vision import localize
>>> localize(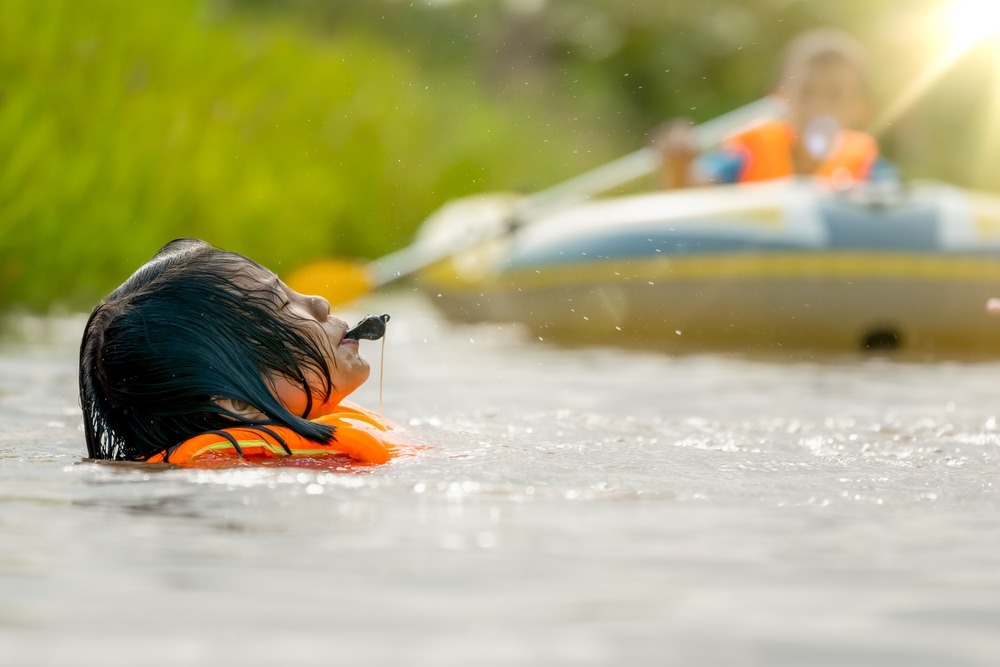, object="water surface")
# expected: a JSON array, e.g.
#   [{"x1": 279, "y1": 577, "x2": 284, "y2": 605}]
[{"x1": 2, "y1": 295, "x2": 999, "y2": 666}]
